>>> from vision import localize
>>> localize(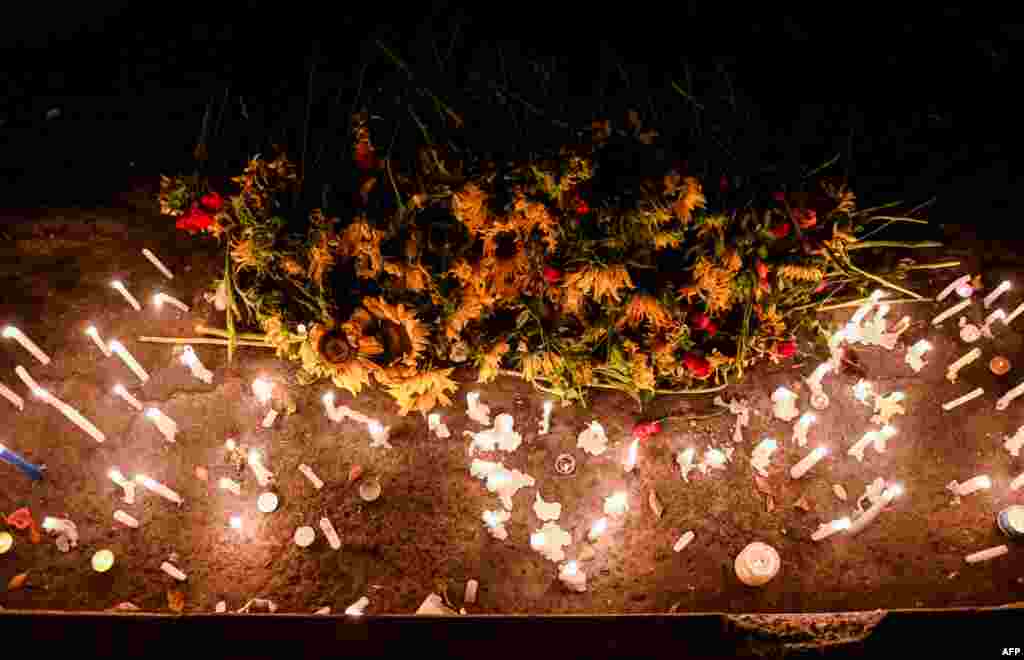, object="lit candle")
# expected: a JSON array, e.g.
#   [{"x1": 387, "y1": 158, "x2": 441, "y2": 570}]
[
  {"x1": 109, "y1": 340, "x2": 149, "y2": 383},
  {"x1": 141, "y1": 248, "x2": 174, "y2": 280},
  {"x1": 846, "y1": 484, "x2": 902, "y2": 535},
  {"x1": 298, "y1": 463, "x2": 324, "y2": 490},
  {"x1": 949, "y1": 474, "x2": 992, "y2": 496},
  {"x1": 734, "y1": 542, "x2": 781, "y2": 586},
  {"x1": 805, "y1": 362, "x2": 833, "y2": 392},
  {"x1": 676, "y1": 447, "x2": 696, "y2": 481},
  {"x1": 14, "y1": 365, "x2": 43, "y2": 396},
  {"x1": 997, "y1": 379, "x2": 1024, "y2": 411},
  {"x1": 257, "y1": 492, "x2": 278, "y2": 513},
  {"x1": 160, "y1": 561, "x2": 187, "y2": 581},
  {"x1": 937, "y1": 274, "x2": 971, "y2": 302},
  {"x1": 85, "y1": 325, "x2": 112, "y2": 357},
  {"x1": 247, "y1": 449, "x2": 275, "y2": 487},
  {"x1": 932, "y1": 298, "x2": 972, "y2": 326},
  {"x1": 984, "y1": 280, "x2": 1011, "y2": 309},
  {"x1": 153, "y1": 292, "x2": 190, "y2": 313},
  {"x1": 3, "y1": 326, "x2": 51, "y2": 365},
  {"x1": 92, "y1": 549, "x2": 115, "y2": 573},
  {"x1": 946, "y1": 347, "x2": 982, "y2": 383},
  {"x1": 135, "y1": 474, "x2": 183, "y2": 505},
  {"x1": 0, "y1": 442, "x2": 44, "y2": 480},
  {"x1": 558, "y1": 560, "x2": 587, "y2": 593},
  {"x1": 229, "y1": 515, "x2": 243, "y2": 534},
  {"x1": 427, "y1": 412, "x2": 451, "y2": 438},
  {"x1": 112, "y1": 384, "x2": 143, "y2": 411},
  {"x1": 588, "y1": 517, "x2": 608, "y2": 541},
  {"x1": 853, "y1": 379, "x2": 874, "y2": 405},
  {"x1": 113, "y1": 510, "x2": 139, "y2": 528},
  {"x1": 322, "y1": 391, "x2": 337, "y2": 420},
  {"x1": 673, "y1": 530, "x2": 695, "y2": 553},
  {"x1": 261, "y1": 409, "x2": 279, "y2": 428},
  {"x1": 965, "y1": 545, "x2": 1009, "y2": 564},
  {"x1": 320, "y1": 516, "x2": 342, "y2": 550},
  {"x1": 252, "y1": 377, "x2": 274, "y2": 404},
  {"x1": 771, "y1": 387, "x2": 799, "y2": 421},
  {"x1": 942, "y1": 387, "x2": 984, "y2": 411},
  {"x1": 180, "y1": 346, "x2": 213, "y2": 384},
  {"x1": 345, "y1": 596, "x2": 370, "y2": 616},
  {"x1": 483, "y1": 509, "x2": 511, "y2": 540},
  {"x1": 466, "y1": 391, "x2": 491, "y2": 426},
  {"x1": 539, "y1": 400, "x2": 553, "y2": 435},
  {"x1": 367, "y1": 420, "x2": 392, "y2": 449},
  {"x1": 905, "y1": 340, "x2": 932, "y2": 373},
  {"x1": 41, "y1": 390, "x2": 106, "y2": 443},
  {"x1": 850, "y1": 291, "x2": 884, "y2": 325},
  {"x1": 294, "y1": 526, "x2": 316, "y2": 548},
  {"x1": 603, "y1": 491, "x2": 629, "y2": 516},
  {"x1": 111, "y1": 280, "x2": 142, "y2": 311},
  {"x1": 1011, "y1": 473, "x2": 1024, "y2": 491},
  {"x1": 623, "y1": 438, "x2": 639, "y2": 472},
  {"x1": 218, "y1": 477, "x2": 241, "y2": 496},
  {"x1": 145, "y1": 408, "x2": 178, "y2": 443},
  {"x1": 0, "y1": 382, "x2": 24, "y2": 411},
  {"x1": 750, "y1": 437, "x2": 778, "y2": 477},
  {"x1": 790, "y1": 446, "x2": 828, "y2": 479},
  {"x1": 108, "y1": 468, "x2": 136, "y2": 504},
  {"x1": 1005, "y1": 301, "x2": 1024, "y2": 326},
  {"x1": 811, "y1": 517, "x2": 851, "y2": 541},
  {"x1": 792, "y1": 412, "x2": 816, "y2": 447}
]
